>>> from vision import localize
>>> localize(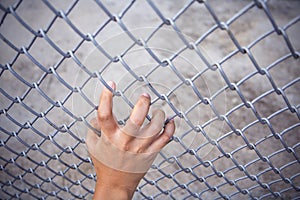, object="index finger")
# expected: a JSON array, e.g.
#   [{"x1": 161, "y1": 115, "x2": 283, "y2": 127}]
[
  {"x1": 122, "y1": 93, "x2": 151, "y2": 137},
  {"x1": 129, "y1": 93, "x2": 151, "y2": 127}
]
